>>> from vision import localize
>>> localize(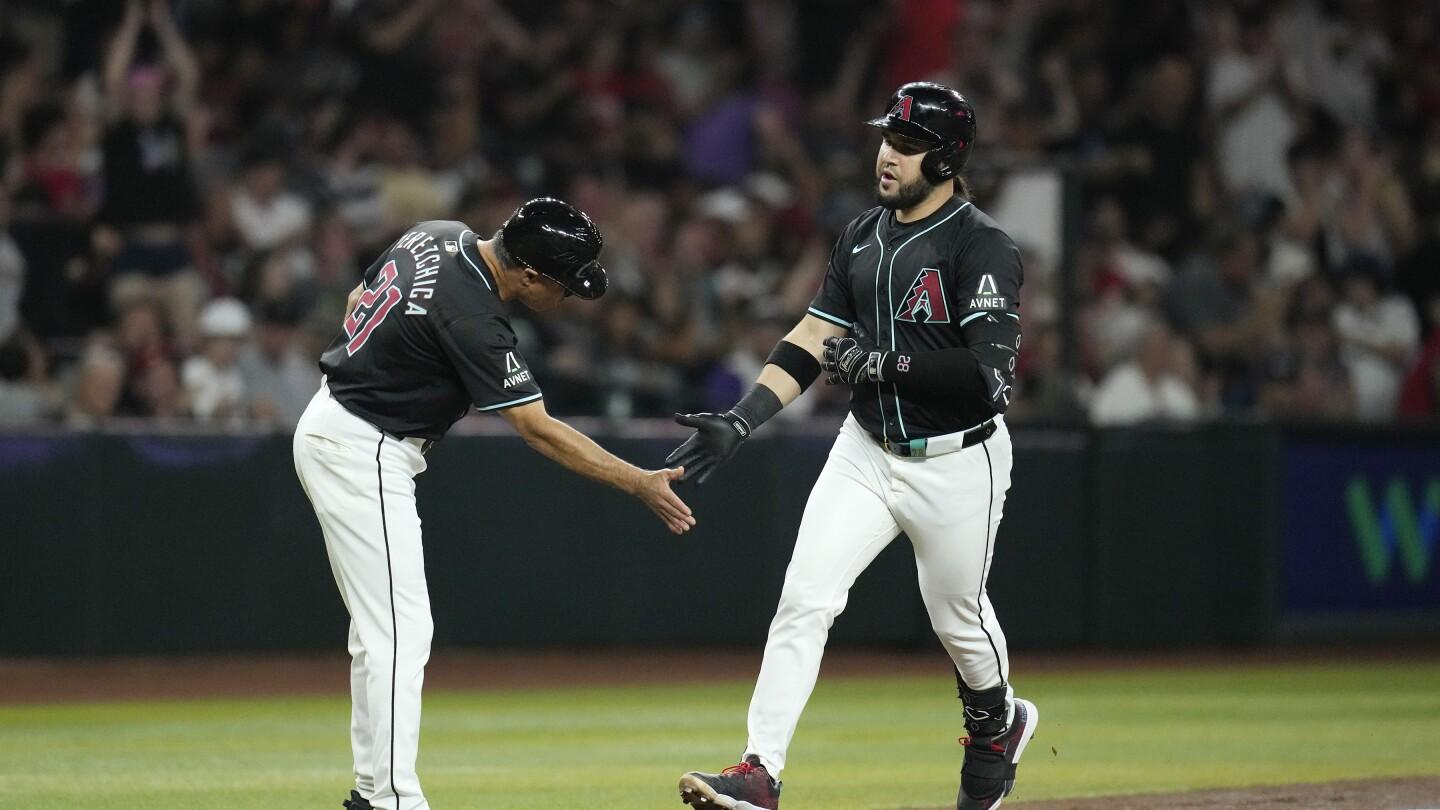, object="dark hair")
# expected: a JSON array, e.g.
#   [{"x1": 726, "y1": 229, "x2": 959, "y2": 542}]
[
  {"x1": 953, "y1": 176, "x2": 973, "y2": 201},
  {"x1": 491, "y1": 227, "x2": 515, "y2": 270}
]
